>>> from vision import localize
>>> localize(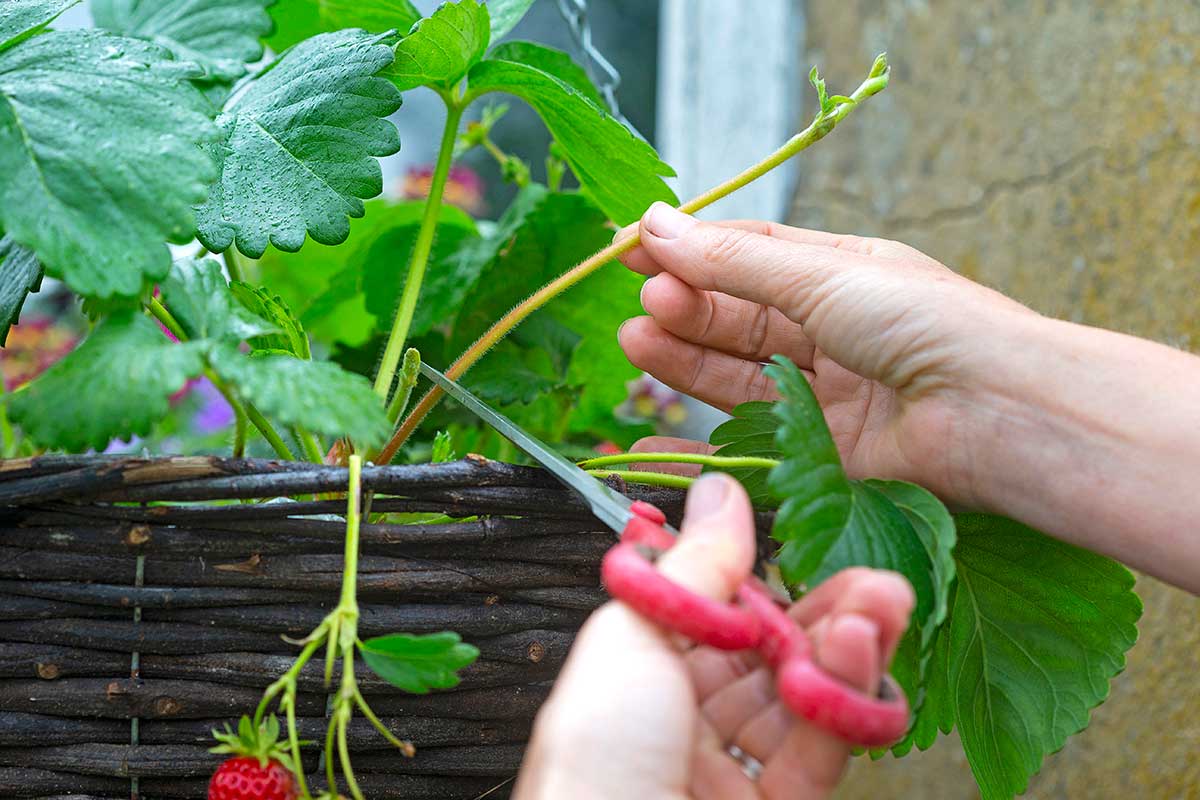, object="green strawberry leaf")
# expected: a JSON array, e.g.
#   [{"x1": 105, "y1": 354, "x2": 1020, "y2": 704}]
[
  {"x1": 935, "y1": 514, "x2": 1141, "y2": 799},
  {"x1": 8, "y1": 311, "x2": 206, "y2": 450},
  {"x1": 360, "y1": 631, "x2": 480, "y2": 693},
  {"x1": 466, "y1": 56, "x2": 677, "y2": 225},
  {"x1": 229, "y1": 282, "x2": 310, "y2": 359},
  {"x1": 300, "y1": 203, "x2": 478, "y2": 346},
  {"x1": 0, "y1": 234, "x2": 42, "y2": 344},
  {"x1": 866, "y1": 479, "x2": 956, "y2": 639},
  {"x1": 548, "y1": 258, "x2": 644, "y2": 442},
  {"x1": 485, "y1": 0, "x2": 535, "y2": 42},
  {"x1": 210, "y1": 346, "x2": 391, "y2": 447},
  {"x1": 194, "y1": 29, "x2": 402, "y2": 258},
  {"x1": 486, "y1": 41, "x2": 604, "y2": 106},
  {"x1": 515, "y1": 312, "x2": 579, "y2": 379},
  {"x1": 160, "y1": 258, "x2": 276, "y2": 343},
  {"x1": 91, "y1": 0, "x2": 273, "y2": 85},
  {"x1": 0, "y1": 0, "x2": 76, "y2": 52},
  {"x1": 385, "y1": 0, "x2": 490, "y2": 92},
  {"x1": 469, "y1": 316, "x2": 579, "y2": 405},
  {"x1": 0, "y1": 29, "x2": 218, "y2": 298},
  {"x1": 267, "y1": 0, "x2": 422, "y2": 52},
  {"x1": 259, "y1": 199, "x2": 428, "y2": 350},
  {"x1": 469, "y1": 341, "x2": 560, "y2": 405},
  {"x1": 766, "y1": 355, "x2": 951, "y2": 727},
  {"x1": 707, "y1": 400, "x2": 783, "y2": 507}
]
